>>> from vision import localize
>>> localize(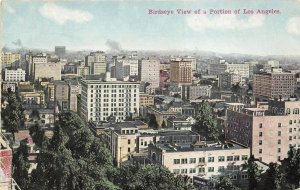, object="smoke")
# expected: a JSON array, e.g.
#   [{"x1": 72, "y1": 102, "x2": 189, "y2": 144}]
[
  {"x1": 105, "y1": 39, "x2": 122, "y2": 52},
  {"x1": 12, "y1": 39, "x2": 23, "y2": 48}
]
